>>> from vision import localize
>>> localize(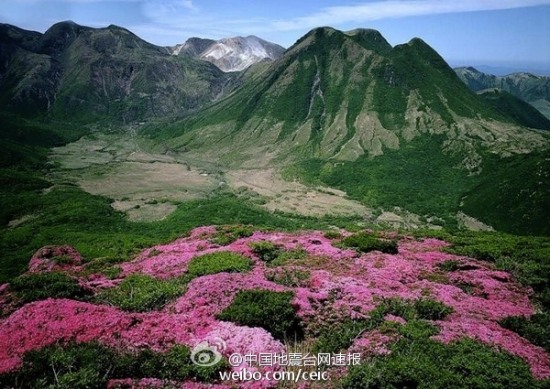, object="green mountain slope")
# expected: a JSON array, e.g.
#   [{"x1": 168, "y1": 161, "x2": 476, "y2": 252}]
[
  {"x1": 145, "y1": 27, "x2": 549, "y2": 234},
  {"x1": 478, "y1": 89, "x2": 550, "y2": 131},
  {"x1": 0, "y1": 21, "x2": 232, "y2": 123}
]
